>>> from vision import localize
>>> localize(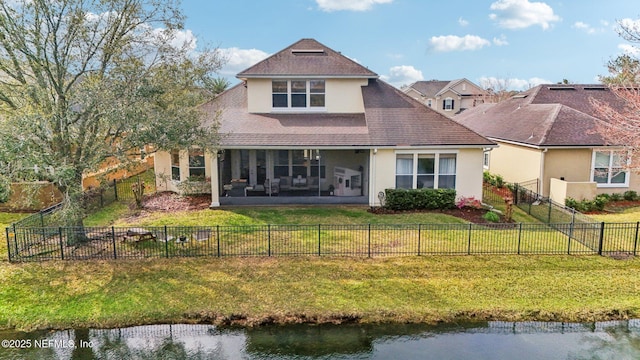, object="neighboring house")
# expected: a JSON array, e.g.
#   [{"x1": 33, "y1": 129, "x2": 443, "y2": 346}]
[
  {"x1": 454, "y1": 84, "x2": 636, "y2": 203},
  {"x1": 155, "y1": 39, "x2": 495, "y2": 207},
  {"x1": 403, "y1": 79, "x2": 488, "y2": 117}
]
